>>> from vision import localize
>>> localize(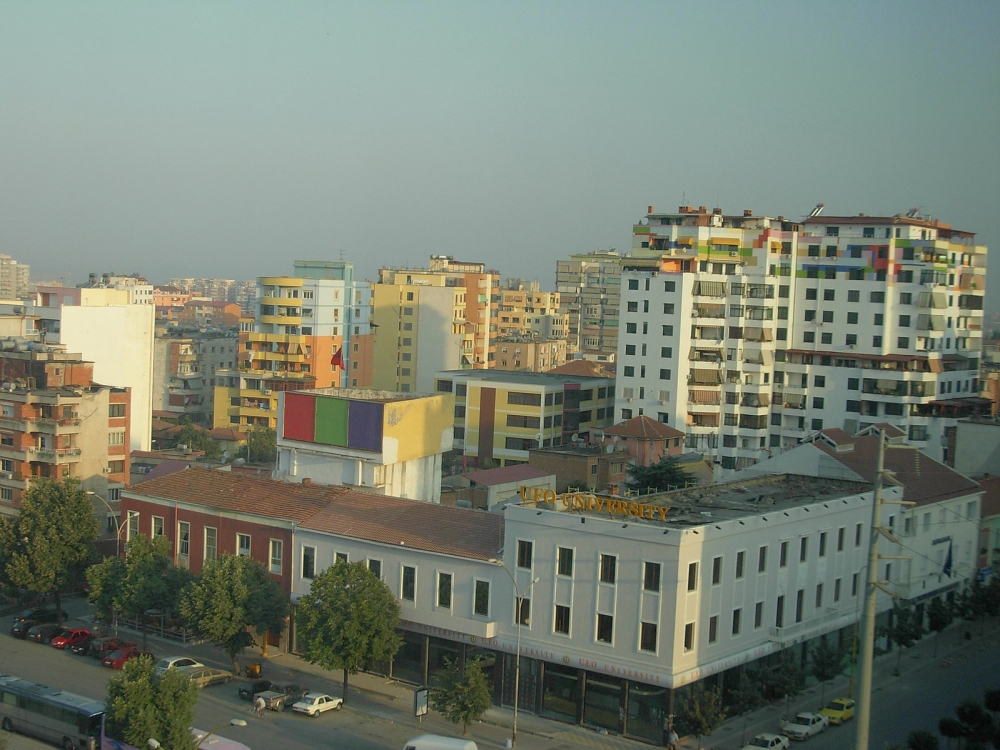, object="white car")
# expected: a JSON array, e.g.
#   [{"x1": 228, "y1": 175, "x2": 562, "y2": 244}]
[
  {"x1": 292, "y1": 692, "x2": 343, "y2": 717},
  {"x1": 780, "y1": 712, "x2": 829, "y2": 741},
  {"x1": 154, "y1": 656, "x2": 205, "y2": 674},
  {"x1": 743, "y1": 734, "x2": 791, "y2": 750}
]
